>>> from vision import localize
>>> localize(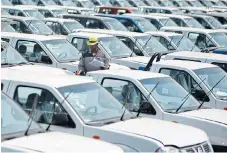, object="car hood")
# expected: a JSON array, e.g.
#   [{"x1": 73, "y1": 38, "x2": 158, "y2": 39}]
[
  {"x1": 103, "y1": 118, "x2": 207, "y2": 147},
  {"x1": 2, "y1": 132, "x2": 123, "y2": 152},
  {"x1": 117, "y1": 56, "x2": 150, "y2": 64},
  {"x1": 180, "y1": 109, "x2": 227, "y2": 125},
  {"x1": 2, "y1": 65, "x2": 73, "y2": 75}
]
